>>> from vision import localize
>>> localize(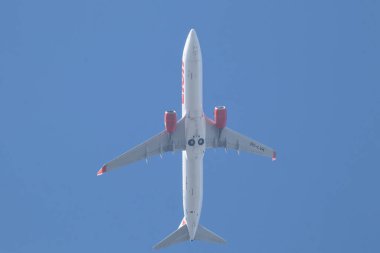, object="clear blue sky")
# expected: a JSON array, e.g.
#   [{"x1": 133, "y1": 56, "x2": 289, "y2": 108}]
[{"x1": 1, "y1": 0, "x2": 379, "y2": 252}]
